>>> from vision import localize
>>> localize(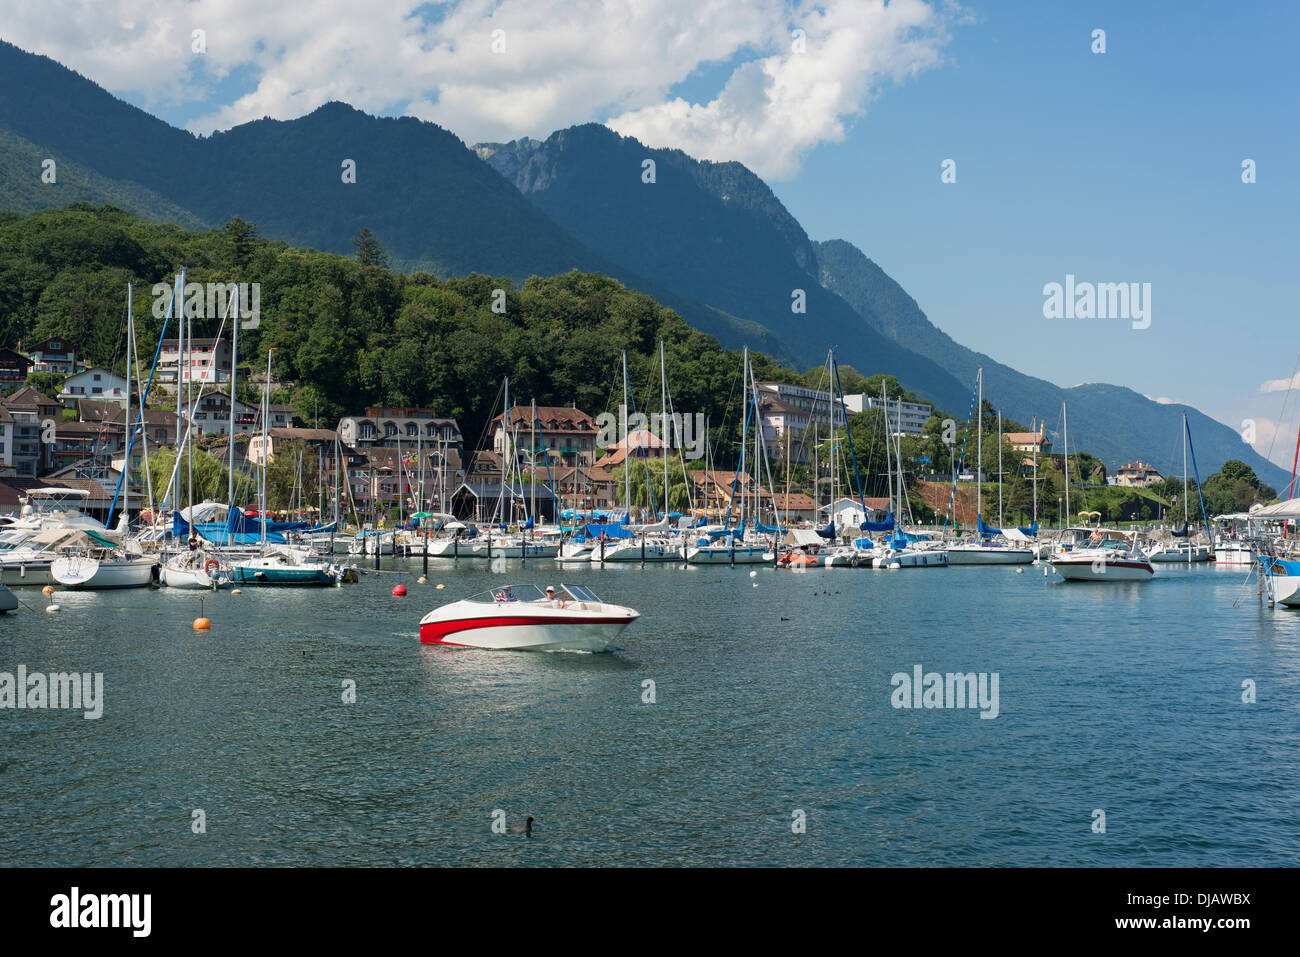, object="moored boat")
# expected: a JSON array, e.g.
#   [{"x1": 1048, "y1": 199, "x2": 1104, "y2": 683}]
[{"x1": 419, "y1": 583, "x2": 638, "y2": 651}]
